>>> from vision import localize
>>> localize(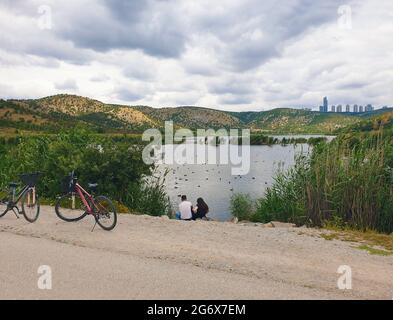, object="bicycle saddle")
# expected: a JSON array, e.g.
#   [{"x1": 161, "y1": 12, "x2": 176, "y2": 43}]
[
  {"x1": 88, "y1": 183, "x2": 98, "y2": 189},
  {"x1": 9, "y1": 182, "x2": 19, "y2": 188}
]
